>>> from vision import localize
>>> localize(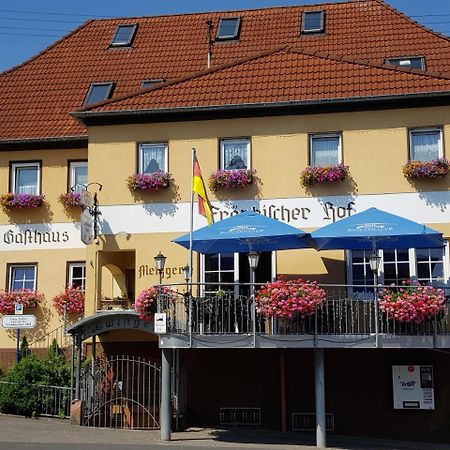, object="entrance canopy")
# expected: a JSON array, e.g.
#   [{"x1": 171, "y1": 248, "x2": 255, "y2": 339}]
[
  {"x1": 311, "y1": 207, "x2": 443, "y2": 250},
  {"x1": 173, "y1": 210, "x2": 311, "y2": 254}
]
